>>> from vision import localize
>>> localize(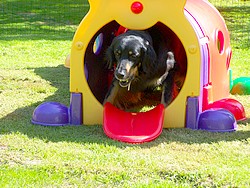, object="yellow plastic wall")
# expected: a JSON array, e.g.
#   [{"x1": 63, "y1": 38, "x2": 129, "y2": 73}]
[
  {"x1": 186, "y1": 0, "x2": 231, "y2": 104},
  {"x1": 70, "y1": 0, "x2": 201, "y2": 128}
]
